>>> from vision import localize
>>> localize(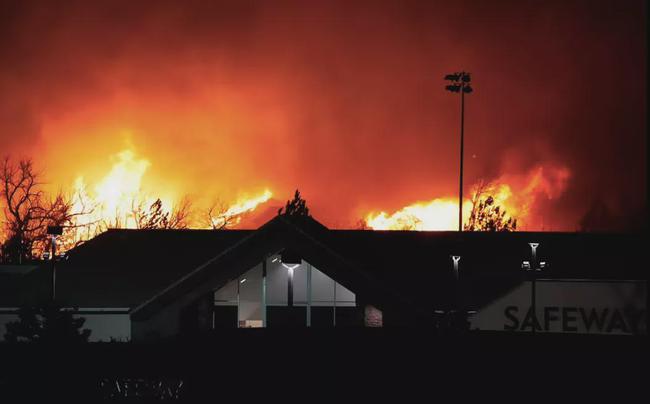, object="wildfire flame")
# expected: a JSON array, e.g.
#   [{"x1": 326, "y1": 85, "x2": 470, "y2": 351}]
[
  {"x1": 365, "y1": 164, "x2": 570, "y2": 231},
  {"x1": 63, "y1": 148, "x2": 272, "y2": 249},
  {"x1": 71, "y1": 149, "x2": 156, "y2": 230},
  {"x1": 366, "y1": 199, "x2": 473, "y2": 231},
  {"x1": 209, "y1": 189, "x2": 273, "y2": 229},
  {"x1": 1, "y1": 141, "x2": 571, "y2": 259}
]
